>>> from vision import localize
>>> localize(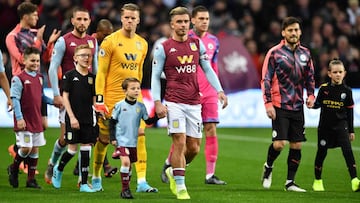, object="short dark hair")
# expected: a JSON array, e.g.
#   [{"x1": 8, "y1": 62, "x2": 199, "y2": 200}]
[
  {"x1": 169, "y1": 7, "x2": 190, "y2": 21},
  {"x1": 122, "y1": 77, "x2": 140, "y2": 90},
  {"x1": 96, "y1": 19, "x2": 113, "y2": 32},
  {"x1": 72, "y1": 6, "x2": 89, "y2": 18},
  {"x1": 192, "y1": 5, "x2": 208, "y2": 17},
  {"x1": 281, "y1": 16, "x2": 302, "y2": 30},
  {"x1": 23, "y1": 47, "x2": 40, "y2": 58},
  {"x1": 121, "y1": 3, "x2": 140, "y2": 16},
  {"x1": 17, "y1": 2, "x2": 38, "y2": 19}
]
